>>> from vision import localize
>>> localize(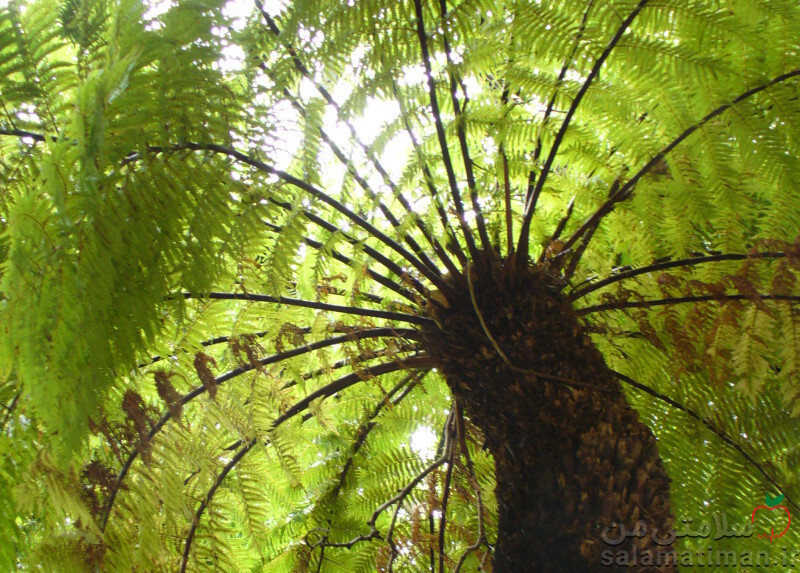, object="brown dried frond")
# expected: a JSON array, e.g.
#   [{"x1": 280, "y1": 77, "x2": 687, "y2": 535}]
[
  {"x1": 153, "y1": 370, "x2": 183, "y2": 420},
  {"x1": 193, "y1": 353, "x2": 218, "y2": 399},
  {"x1": 276, "y1": 323, "x2": 307, "y2": 352},
  {"x1": 121, "y1": 390, "x2": 152, "y2": 462}
]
